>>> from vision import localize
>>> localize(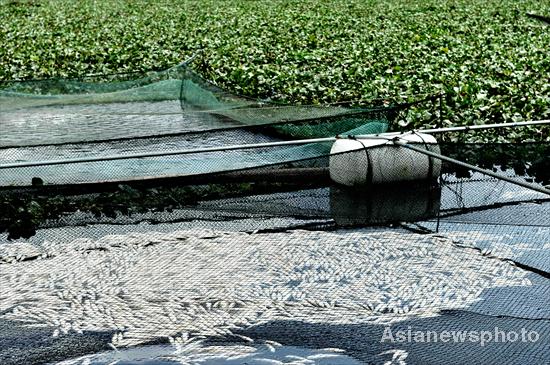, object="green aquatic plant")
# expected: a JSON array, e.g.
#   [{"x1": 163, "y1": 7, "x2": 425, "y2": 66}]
[{"x1": 1, "y1": 0, "x2": 548, "y2": 141}]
